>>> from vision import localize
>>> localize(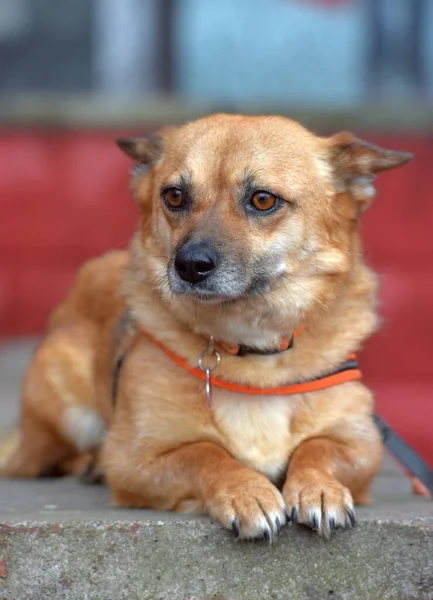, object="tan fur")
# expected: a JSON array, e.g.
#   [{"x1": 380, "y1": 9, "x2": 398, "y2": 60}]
[{"x1": 1, "y1": 114, "x2": 412, "y2": 539}]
